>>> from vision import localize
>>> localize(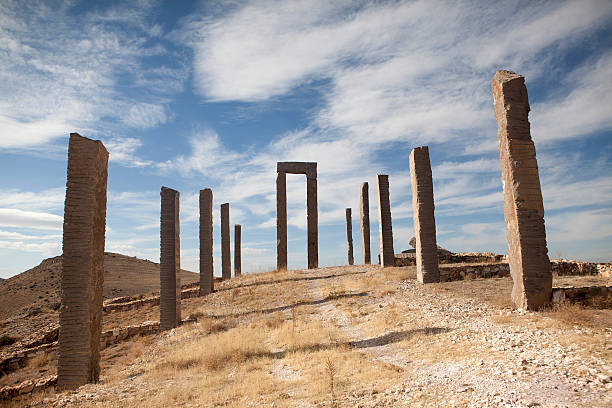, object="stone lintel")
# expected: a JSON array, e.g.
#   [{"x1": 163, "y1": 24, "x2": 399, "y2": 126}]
[{"x1": 277, "y1": 162, "x2": 317, "y2": 179}]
